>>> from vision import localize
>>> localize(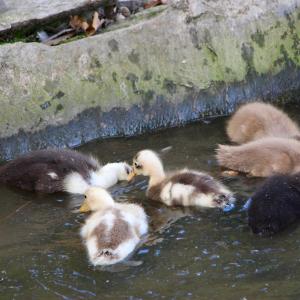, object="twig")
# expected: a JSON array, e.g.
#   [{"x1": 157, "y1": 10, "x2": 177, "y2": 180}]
[{"x1": 0, "y1": 201, "x2": 32, "y2": 224}]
